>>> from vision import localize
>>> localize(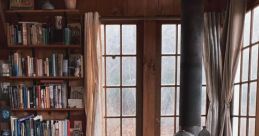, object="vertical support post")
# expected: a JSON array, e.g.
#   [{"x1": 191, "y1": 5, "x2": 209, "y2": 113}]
[{"x1": 180, "y1": 0, "x2": 204, "y2": 135}]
